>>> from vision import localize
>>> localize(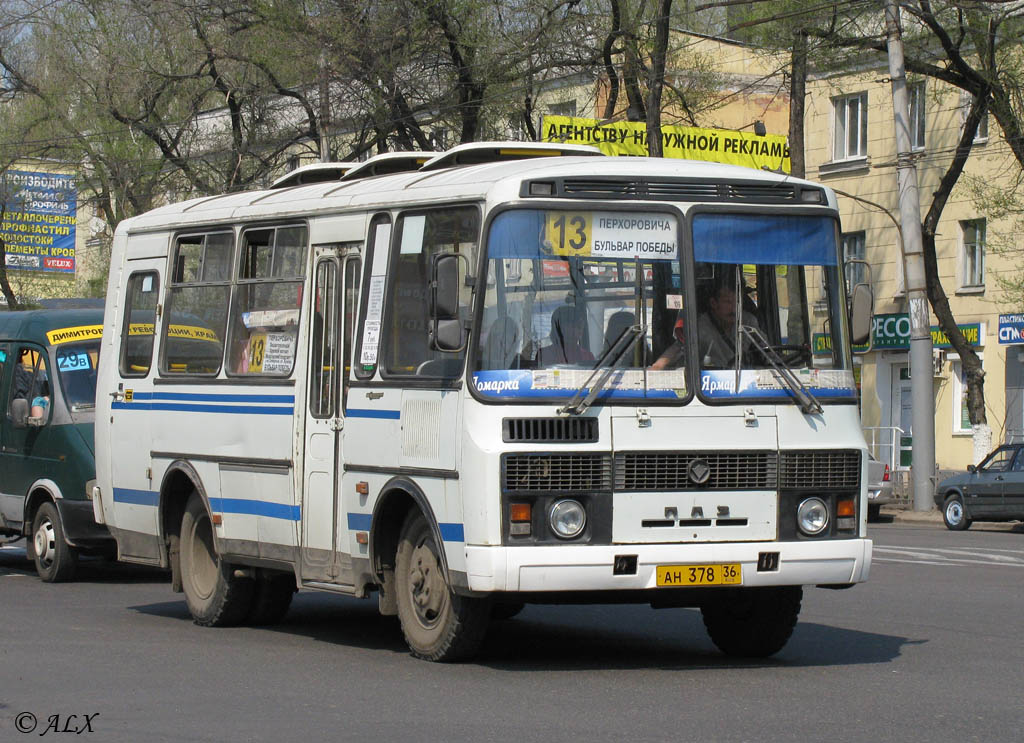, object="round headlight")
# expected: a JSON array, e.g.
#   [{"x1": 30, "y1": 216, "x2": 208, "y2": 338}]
[
  {"x1": 797, "y1": 497, "x2": 829, "y2": 536},
  {"x1": 549, "y1": 499, "x2": 586, "y2": 539}
]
